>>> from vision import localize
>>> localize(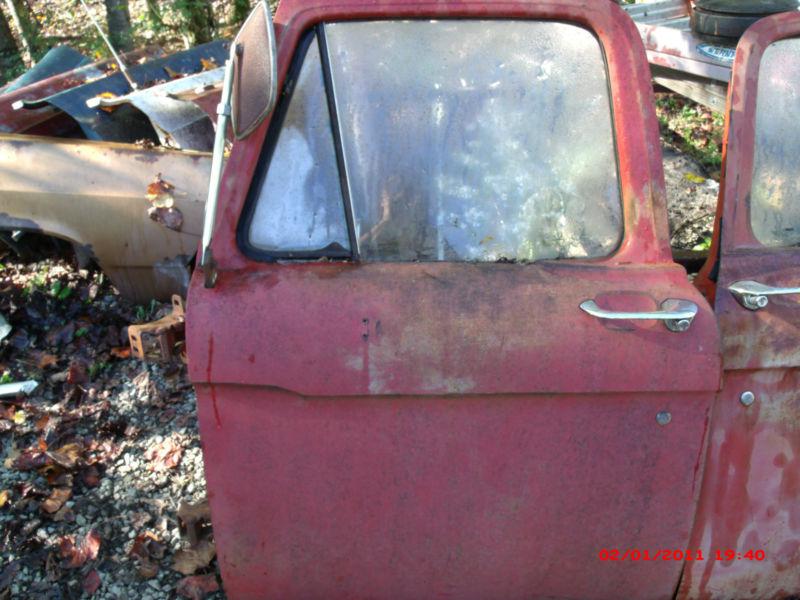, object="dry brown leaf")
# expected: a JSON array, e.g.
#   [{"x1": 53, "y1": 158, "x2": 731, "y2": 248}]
[
  {"x1": 172, "y1": 540, "x2": 215, "y2": 576},
  {"x1": 164, "y1": 65, "x2": 183, "y2": 79},
  {"x1": 41, "y1": 487, "x2": 71, "y2": 514},
  {"x1": 81, "y1": 465, "x2": 101, "y2": 488},
  {"x1": 60, "y1": 530, "x2": 101, "y2": 568},
  {"x1": 35, "y1": 415, "x2": 50, "y2": 432},
  {"x1": 47, "y1": 442, "x2": 83, "y2": 470},
  {"x1": 130, "y1": 531, "x2": 164, "y2": 579},
  {"x1": 176, "y1": 574, "x2": 219, "y2": 599},
  {"x1": 37, "y1": 353, "x2": 58, "y2": 369},
  {"x1": 0, "y1": 490, "x2": 8, "y2": 508},
  {"x1": 145, "y1": 436, "x2": 183, "y2": 471},
  {"x1": 200, "y1": 57, "x2": 217, "y2": 71},
  {"x1": 177, "y1": 500, "x2": 211, "y2": 546},
  {"x1": 110, "y1": 346, "x2": 132, "y2": 359},
  {"x1": 67, "y1": 361, "x2": 87, "y2": 385},
  {"x1": 83, "y1": 569, "x2": 101, "y2": 595}
]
